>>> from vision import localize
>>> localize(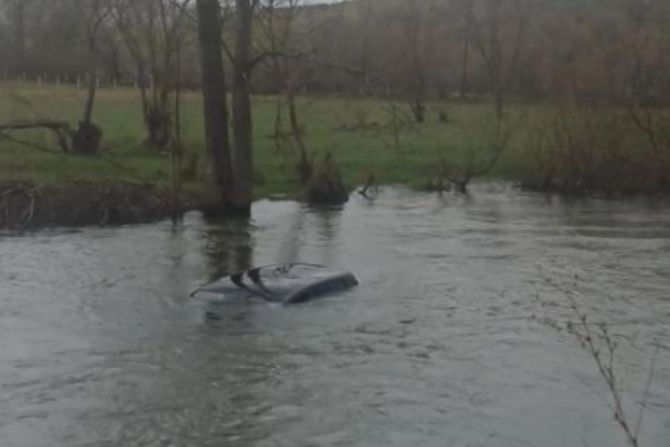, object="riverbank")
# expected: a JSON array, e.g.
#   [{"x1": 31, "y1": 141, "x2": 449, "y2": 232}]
[
  {"x1": 0, "y1": 181, "x2": 189, "y2": 230},
  {"x1": 1, "y1": 83, "x2": 669, "y2": 225},
  {"x1": 0, "y1": 83, "x2": 522, "y2": 201}
]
